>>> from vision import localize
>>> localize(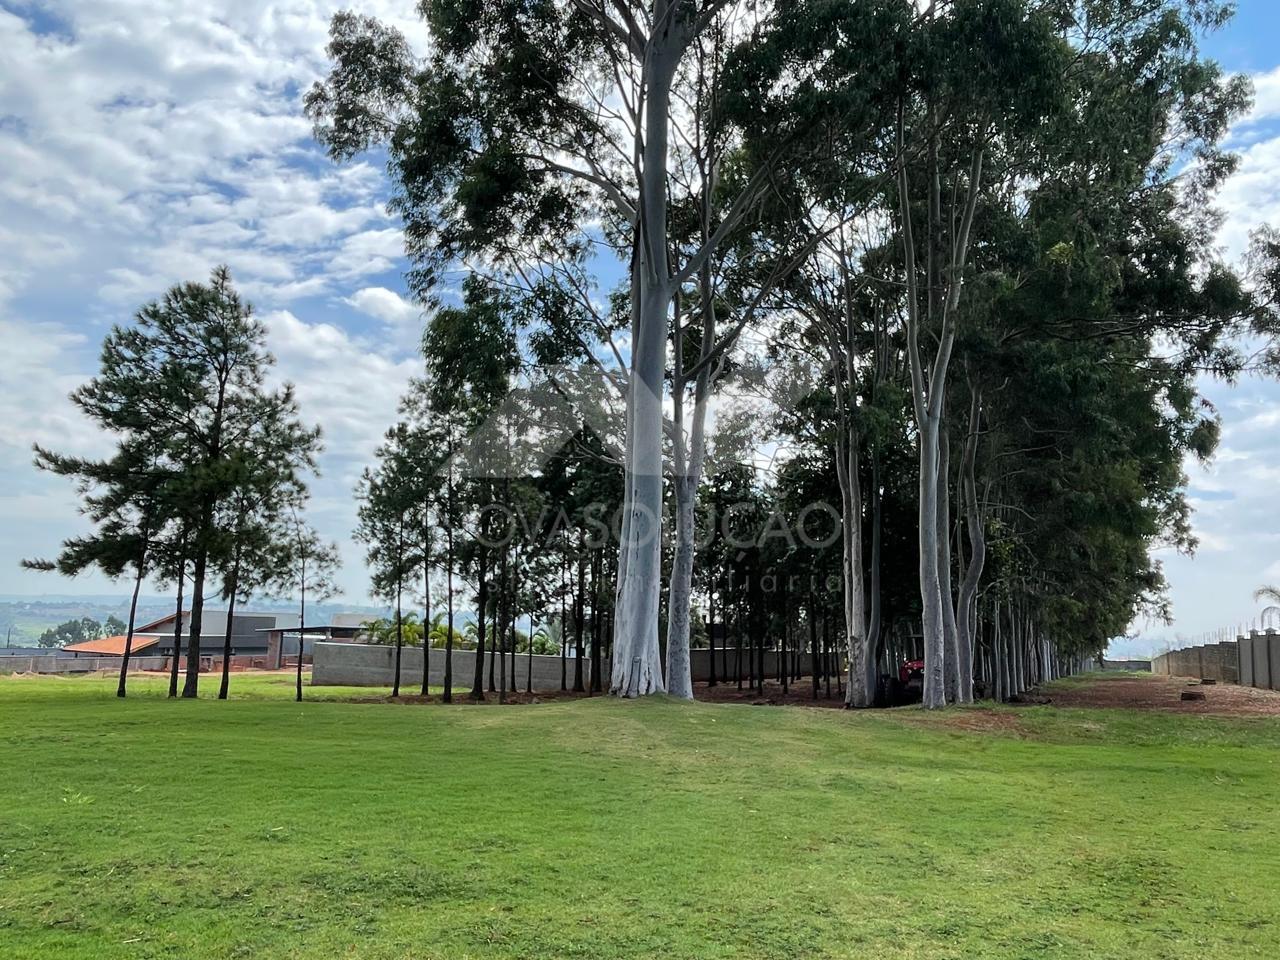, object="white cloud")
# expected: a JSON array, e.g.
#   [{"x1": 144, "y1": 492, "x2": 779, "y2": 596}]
[
  {"x1": 1244, "y1": 66, "x2": 1280, "y2": 126},
  {"x1": 328, "y1": 228, "x2": 406, "y2": 280},
  {"x1": 0, "y1": 0, "x2": 433, "y2": 601},
  {"x1": 1216, "y1": 133, "x2": 1280, "y2": 258},
  {"x1": 261, "y1": 309, "x2": 420, "y2": 590},
  {"x1": 345, "y1": 287, "x2": 421, "y2": 332}
]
